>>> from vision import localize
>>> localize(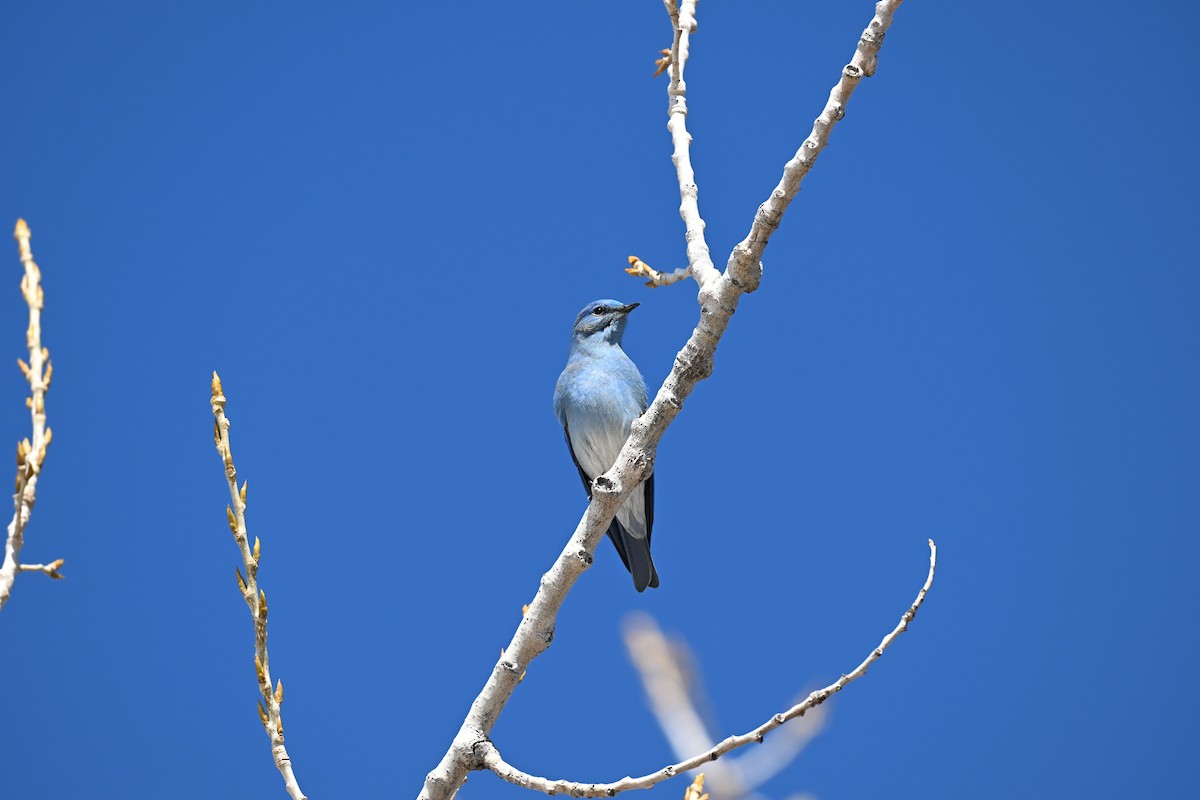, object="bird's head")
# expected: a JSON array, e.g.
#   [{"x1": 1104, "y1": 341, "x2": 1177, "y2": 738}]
[{"x1": 571, "y1": 299, "x2": 640, "y2": 342}]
